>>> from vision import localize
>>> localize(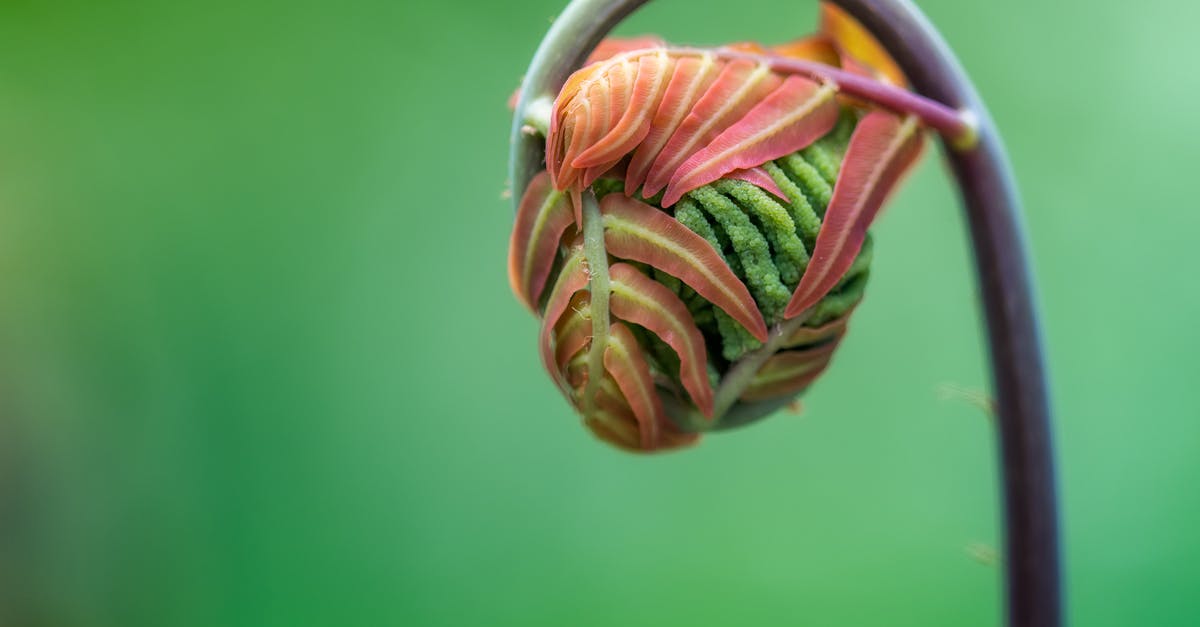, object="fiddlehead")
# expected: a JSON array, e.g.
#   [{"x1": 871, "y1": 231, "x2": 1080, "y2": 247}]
[{"x1": 508, "y1": 3, "x2": 969, "y2": 451}]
